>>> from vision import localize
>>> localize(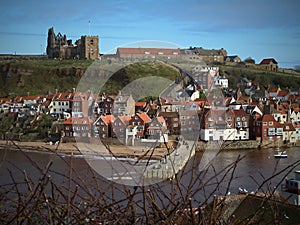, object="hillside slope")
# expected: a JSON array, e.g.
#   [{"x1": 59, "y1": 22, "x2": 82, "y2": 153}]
[{"x1": 0, "y1": 60, "x2": 180, "y2": 97}]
